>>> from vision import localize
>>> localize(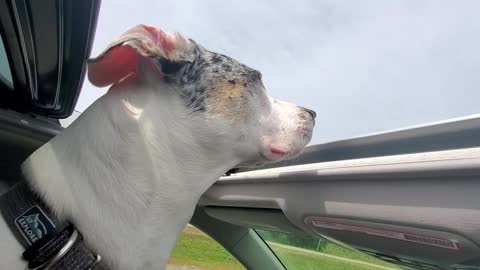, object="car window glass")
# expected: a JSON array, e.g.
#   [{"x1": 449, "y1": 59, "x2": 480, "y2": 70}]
[
  {"x1": 168, "y1": 224, "x2": 245, "y2": 270},
  {"x1": 257, "y1": 229, "x2": 402, "y2": 270}
]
